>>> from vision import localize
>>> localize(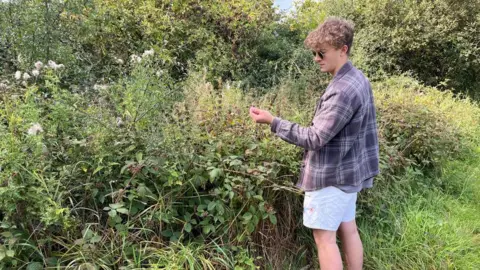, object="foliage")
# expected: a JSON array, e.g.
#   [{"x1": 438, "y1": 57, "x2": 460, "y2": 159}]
[{"x1": 289, "y1": 0, "x2": 480, "y2": 100}]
